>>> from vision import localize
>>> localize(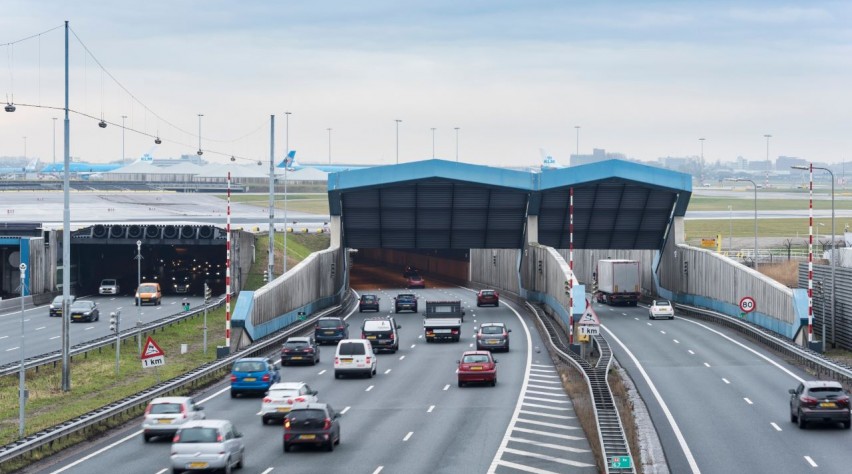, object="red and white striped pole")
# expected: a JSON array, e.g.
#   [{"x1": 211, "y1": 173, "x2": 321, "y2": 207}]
[
  {"x1": 225, "y1": 171, "x2": 232, "y2": 349},
  {"x1": 807, "y1": 163, "x2": 813, "y2": 344},
  {"x1": 569, "y1": 187, "x2": 574, "y2": 345}
]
